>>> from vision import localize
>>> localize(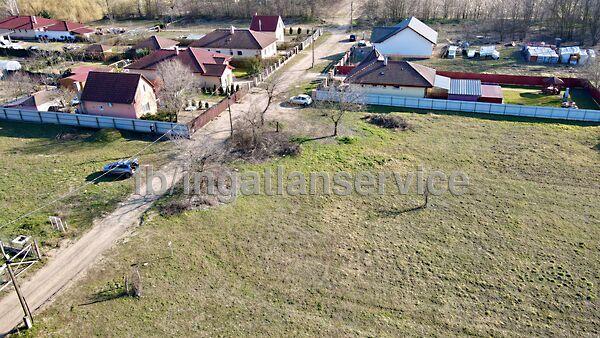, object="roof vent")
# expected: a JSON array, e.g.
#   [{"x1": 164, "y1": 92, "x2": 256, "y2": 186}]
[{"x1": 379, "y1": 71, "x2": 385, "y2": 76}]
